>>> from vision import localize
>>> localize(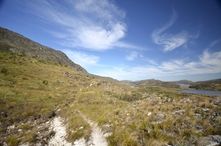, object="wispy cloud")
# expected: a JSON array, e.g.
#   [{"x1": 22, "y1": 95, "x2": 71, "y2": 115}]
[
  {"x1": 19, "y1": 0, "x2": 142, "y2": 51},
  {"x1": 96, "y1": 49, "x2": 221, "y2": 80},
  {"x1": 63, "y1": 49, "x2": 100, "y2": 67},
  {"x1": 126, "y1": 51, "x2": 138, "y2": 61},
  {"x1": 209, "y1": 39, "x2": 221, "y2": 47},
  {"x1": 160, "y1": 60, "x2": 184, "y2": 70},
  {"x1": 152, "y1": 10, "x2": 190, "y2": 52}
]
